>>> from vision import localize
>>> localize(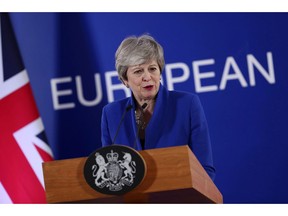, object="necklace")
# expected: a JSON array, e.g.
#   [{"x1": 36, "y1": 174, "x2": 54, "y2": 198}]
[
  {"x1": 135, "y1": 99, "x2": 155, "y2": 130},
  {"x1": 135, "y1": 110, "x2": 146, "y2": 130}
]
